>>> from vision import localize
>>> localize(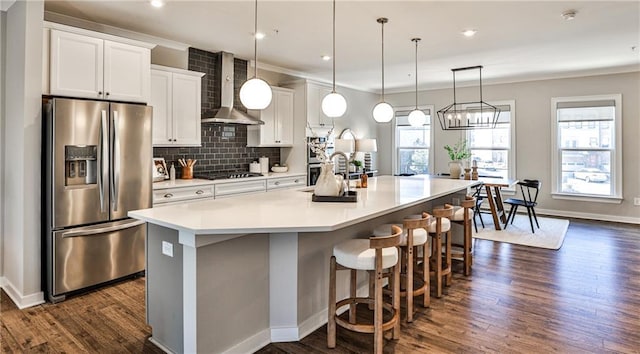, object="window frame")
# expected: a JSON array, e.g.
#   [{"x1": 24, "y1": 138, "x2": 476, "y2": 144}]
[
  {"x1": 465, "y1": 100, "x2": 517, "y2": 188},
  {"x1": 550, "y1": 94, "x2": 623, "y2": 203},
  {"x1": 392, "y1": 105, "x2": 435, "y2": 176}
]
